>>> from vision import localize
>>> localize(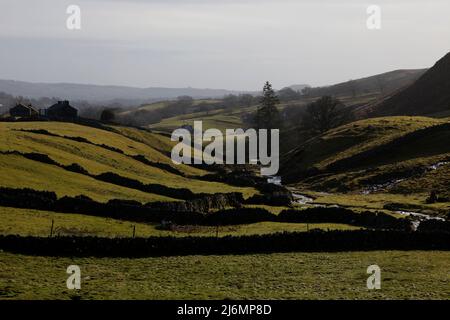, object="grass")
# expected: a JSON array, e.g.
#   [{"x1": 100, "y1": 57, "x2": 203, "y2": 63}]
[
  {"x1": 0, "y1": 122, "x2": 258, "y2": 201},
  {"x1": 290, "y1": 190, "x2": 450, "y2": 218},
  {"x1": 285, "y1": 116, "x2": 450, "y2": 215},
  {"x1": 0, "y1": 154, "x2": 174, "y2": 203},
  {"x1": 149, "y1": 108, "x2": 247, "y2": 133},
  {"x1": 284, "y1": 116, "x2": 445, "y2": 174},
  {"x1": 146, "y1": 100, "x2": 304, "y2": 133},
  {"x1": 144, "y1": 94, "x2": 380, "y2": 134},
  {"x1": 119, "y1": 99, "x2": 221, "y2": 117},
  {"x1": 0, "y1": 251, "x2": 448, "y2": 299},
  {"x1": 0, "y1": 206, "x2": 361, "y2": 238}
]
